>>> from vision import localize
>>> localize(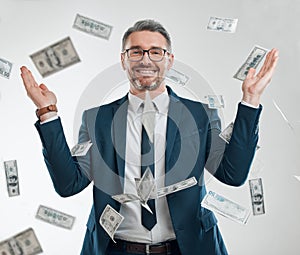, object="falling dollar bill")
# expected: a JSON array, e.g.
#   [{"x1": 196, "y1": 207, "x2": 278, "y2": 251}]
[
  {"x1": 73, "y1": 14, "x2": 113, "y2": 40},
  {"x1": 30, "y1": 37, "x2": 80, "y2": 78},
  {"x1": 207, "y1": 16, "x2": 238, "y2": 33},
  {"x1": 112, "y1": 193, "x2": 140, "y2": 204},
  {"x1": 166, "y1": 68, "x2": 190, "y2": 86},
  {"x1": 156, "y1": 176, "x2": 197, "y2": 198},
  {"x1": 201, "y1": 191, "x2": 250, "y2": 224},
  {"x1": 206, "y1": 95, "x2": 225, "y2": 109},
  {"x1": 4, "y1": 160, "x2": 20, "y2": 197},
  {"x1": 0, "y1": 228, "x2": 43, "y2": 255},
  {"x1": 233, "y1": 45, "x2": 268, "y2": 81},
  {"x1": 249, "y1": 178, "x2": 265, "y2": 215},
  {"x1": 219, "y1": 122, "x2": 234, "y2": 144},
  {"x1": 136, "y1": 168, "x2": 156, "y2": 203},
  {"x1": 0, "y1": 57, "x2": 13, "y2": 79},
  {"x1": 35, "y1": 205, "x2": 75, "y2": 229},
  {"x1": 71, "y1": 140, "x2": 93, "y2": 156},
  {"x1": 99, "y1": 205, "x2": 124, "y2": 243}
]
